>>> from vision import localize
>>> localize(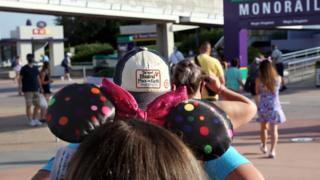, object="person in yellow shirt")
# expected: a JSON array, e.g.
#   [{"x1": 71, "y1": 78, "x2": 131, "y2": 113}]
[{"x1": 195, "y1": 41, "x2": 225, "y2": 100}]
